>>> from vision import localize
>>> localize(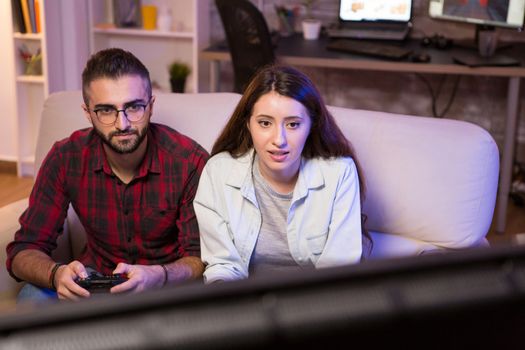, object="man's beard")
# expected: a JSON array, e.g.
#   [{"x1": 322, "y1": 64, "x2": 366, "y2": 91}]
[{"x1": 95, "y1": 125, "x2": 149, "y2": 154}]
